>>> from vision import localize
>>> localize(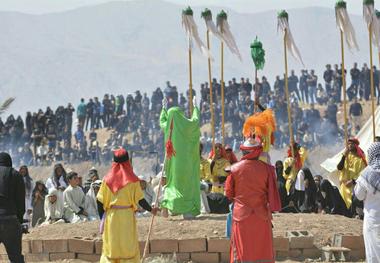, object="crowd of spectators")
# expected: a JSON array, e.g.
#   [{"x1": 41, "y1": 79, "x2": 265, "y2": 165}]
[{"x1": 0, "y1": 62, "x2": 375, "y2": 167}]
